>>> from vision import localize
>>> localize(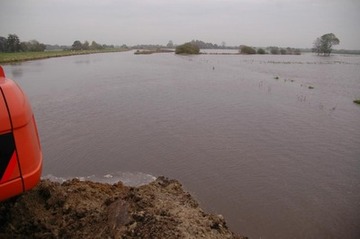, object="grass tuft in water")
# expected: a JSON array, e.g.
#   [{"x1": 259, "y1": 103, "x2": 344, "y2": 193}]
[{"x1": 353, "y1": 99, "x2": 360, "y2": 105}]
